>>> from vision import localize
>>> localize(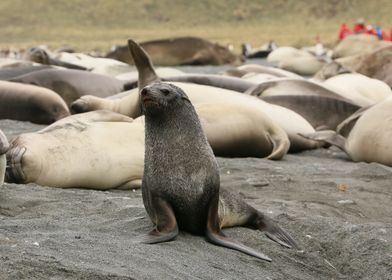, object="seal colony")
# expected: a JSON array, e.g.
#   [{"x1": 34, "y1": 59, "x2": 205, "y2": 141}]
[{"x1": 139, "y1": 81, "x2": 296, "y2": 261}]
